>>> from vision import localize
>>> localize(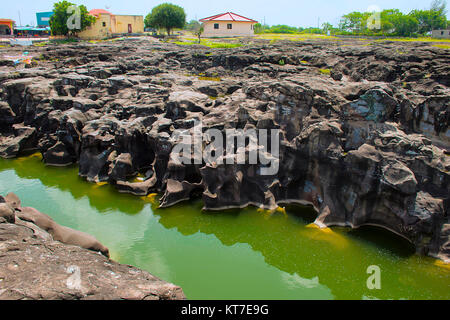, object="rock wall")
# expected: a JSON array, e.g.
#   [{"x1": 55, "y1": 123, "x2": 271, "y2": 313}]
[{"x1": 0, "y1": 38, "x2": 448, "y2": 262}]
